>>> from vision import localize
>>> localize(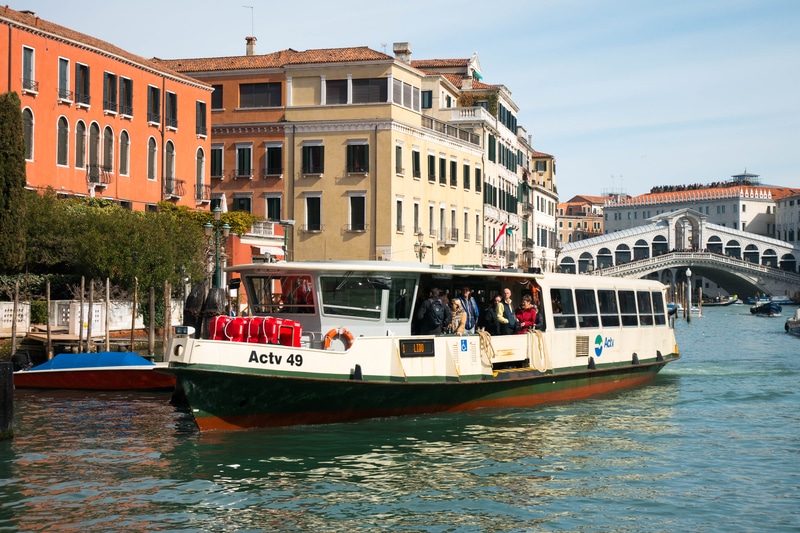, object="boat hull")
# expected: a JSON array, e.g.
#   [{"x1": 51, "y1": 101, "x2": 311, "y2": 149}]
[
  {"x1": 171, "y1": 358, "x2": 676, "y2": 431},
  {"x1": 14, "y1": 352, "x2": 176, "y2": 391}
]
